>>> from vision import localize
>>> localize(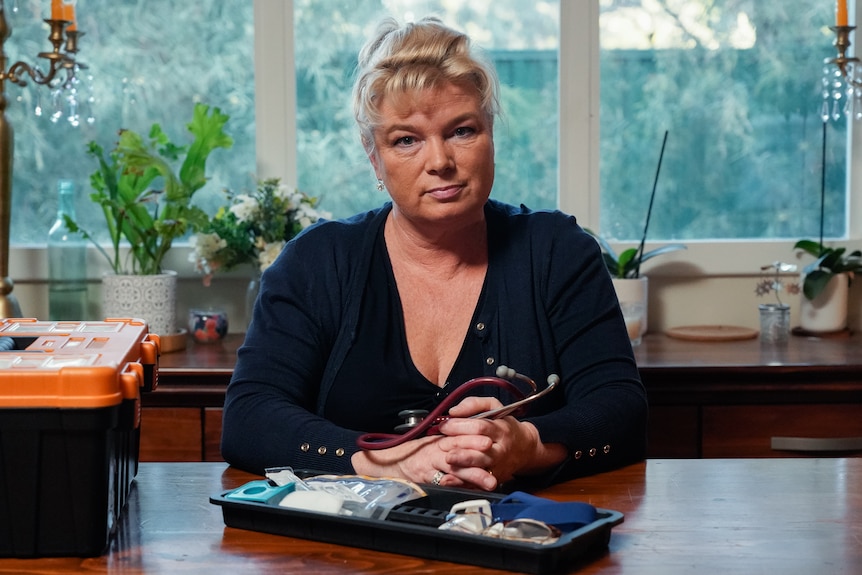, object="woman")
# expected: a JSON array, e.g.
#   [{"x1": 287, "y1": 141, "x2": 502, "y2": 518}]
[{"x1": 221, "y1": 17, "x2": 647, "y2": 491}]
